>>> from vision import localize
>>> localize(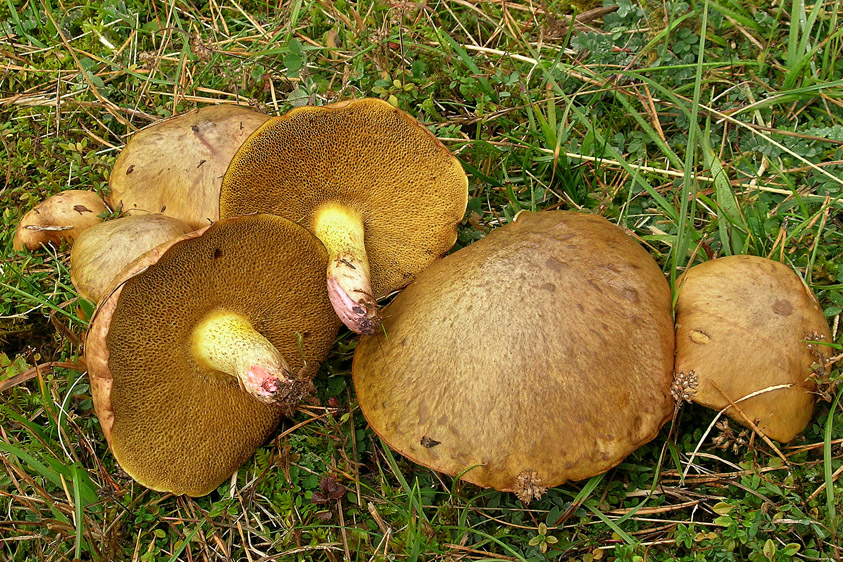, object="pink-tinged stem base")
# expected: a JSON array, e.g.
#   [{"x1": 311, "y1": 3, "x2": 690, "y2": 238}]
[{"x1": 326, "y1": 253, "x2": 381, "y2": 335}]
